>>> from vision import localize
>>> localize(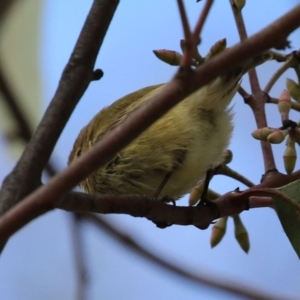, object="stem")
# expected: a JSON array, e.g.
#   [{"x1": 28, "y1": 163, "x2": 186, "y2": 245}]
[
  {"x1": 268, "y1": 97, "x2": 300, "y2": 112},
  {"x1": 70, "y1": 214, "x2": 88, "y2": 300},
  {"x1": 264, "y1": 58, "x2": 295, "y2": 93},
  {"x1": 293, "y1": 67, "x2": 300, "y2": 83},
  {"x1": 237, "y1": 86, "x2": 250, "y2": 99},
  {"x1": 193, "y1": 0, "x2": 214, "y2": 39},
  {"x1": 216, "y1": 165, "x2": 255, "y2": 187}
]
